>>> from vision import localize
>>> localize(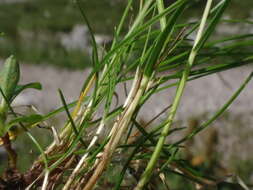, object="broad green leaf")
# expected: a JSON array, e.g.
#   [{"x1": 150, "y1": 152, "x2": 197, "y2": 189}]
[{"x1": 0, "y1": 55, "x2": 20, "y2": 105}]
